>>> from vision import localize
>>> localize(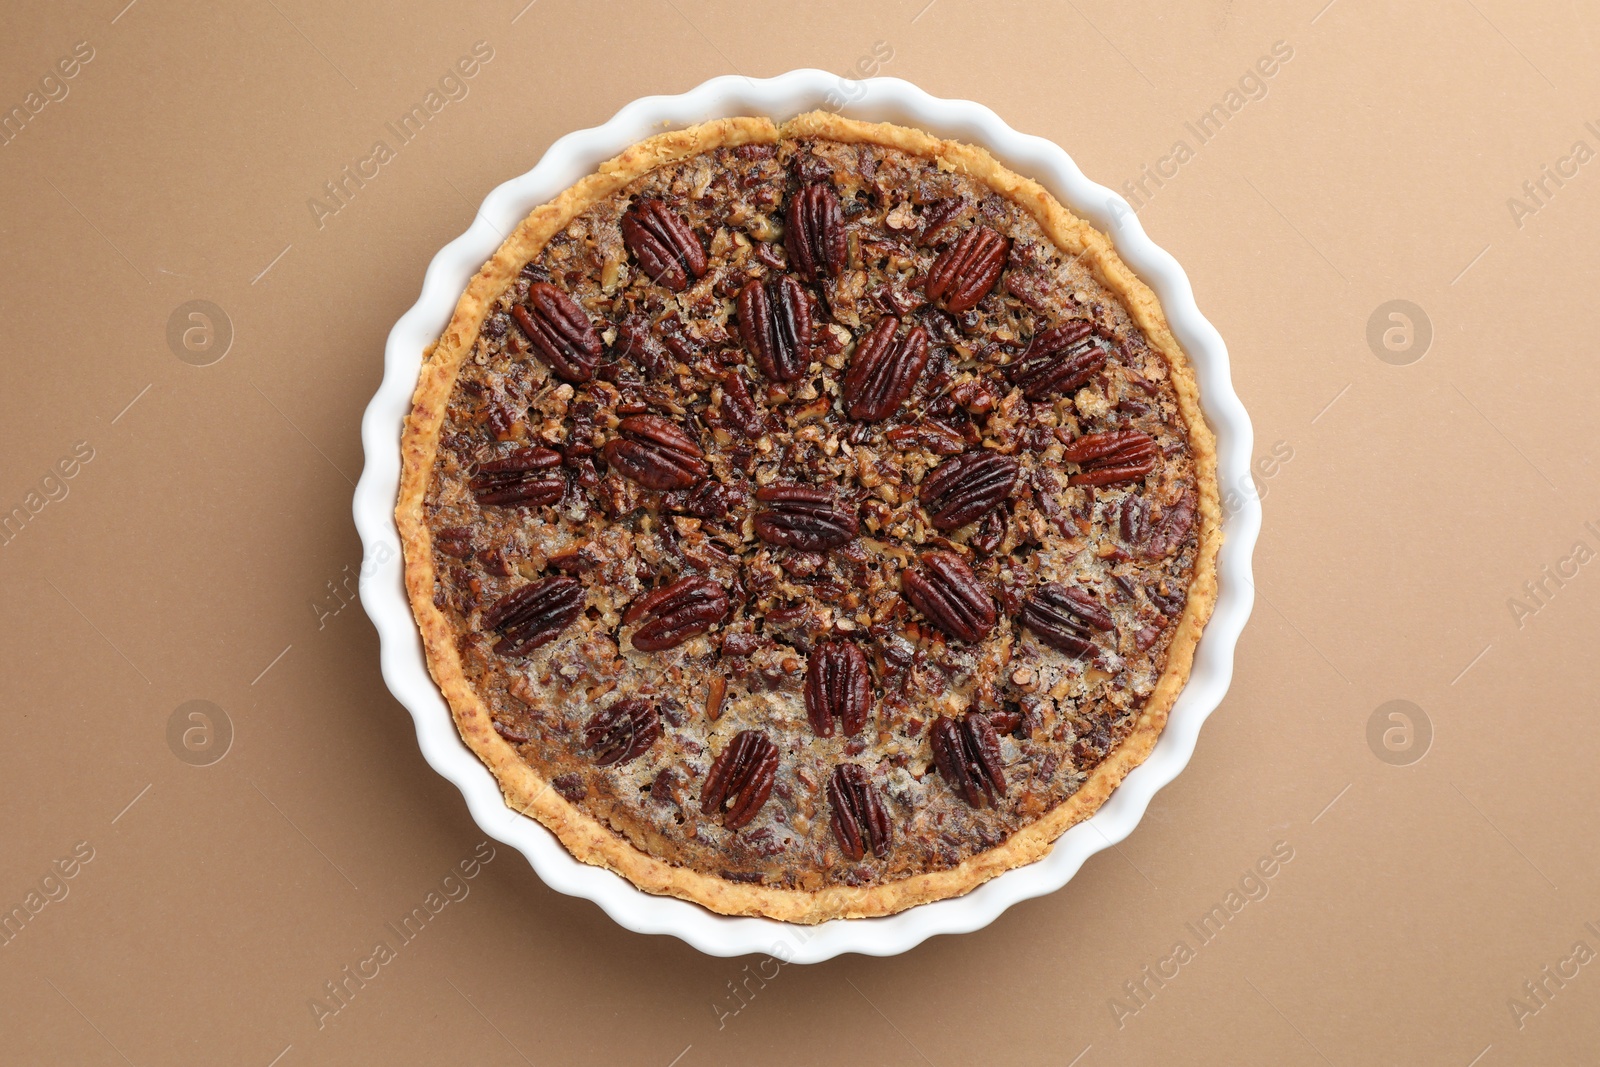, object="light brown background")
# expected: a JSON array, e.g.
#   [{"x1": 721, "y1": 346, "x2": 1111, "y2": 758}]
[{"x1": 3, "y1": 0, "x2": 1596, "y2": 1063}]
